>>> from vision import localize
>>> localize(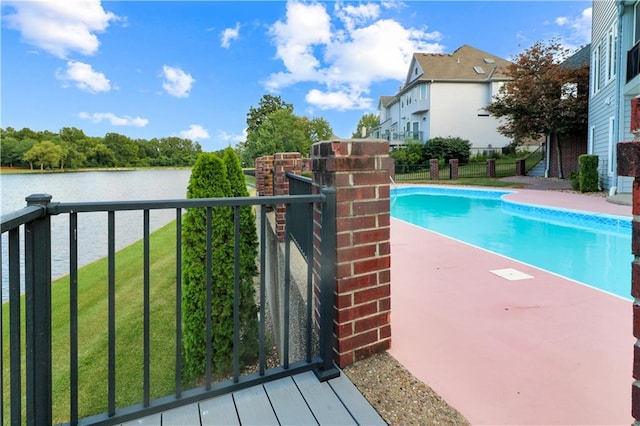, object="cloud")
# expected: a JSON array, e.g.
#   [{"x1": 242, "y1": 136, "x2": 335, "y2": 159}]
[
  {"x1": 218, "y1": 129, "x2": 247, "y2": 144},
  {"x1": 79, "y1": 112, "x2": 148, "y2": 127},
  {"x1": 56, "y1": 61, "x2": 111, "y2": 93},
  {"x1": 3, "y1": 0, "x2": 118, "y2": 58},
  {"x1": 264, "y1": 1, "x2": 443, "y2": 111},
  {"x1": 161, "y1": 65, "x2": 195, "y2": 98},
  {"x1": 221, "y1": 23, "x2": 240, "y2": 49},
  {"x1": 554, "y1": 7, "x2": 592, "y2": 51},
  {"x1": 179, "y1": 124, "x2": 210, "y2": 141}
]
